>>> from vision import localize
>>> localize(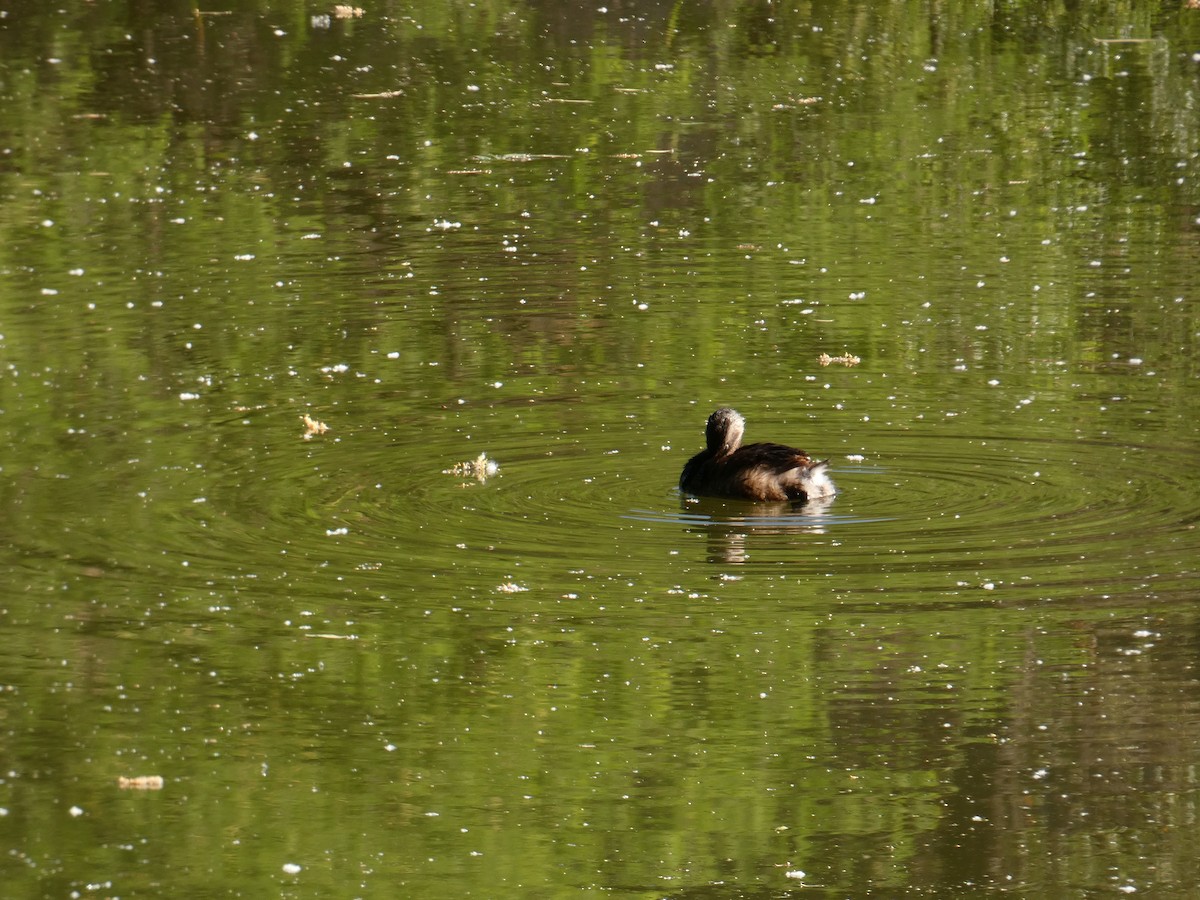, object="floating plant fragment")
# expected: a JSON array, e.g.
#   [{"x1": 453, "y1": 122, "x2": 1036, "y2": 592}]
[
  {"x1": 818, "y1": 352, "x2": 861, "y2": 367},
  {"x1": 772, "y1": 96, "x2": 821, "y2": 109},
  {"x1": 471, "y1": 153, "x2": 569, "y2": 163},
  {"x1": 117, "y1": 775, "x2": 165, "y2": 790},
  {"x1": 301, "y1": 414, "x2": 329, "y2": 438},
  {"x1": 443, "y1": 452, "x2": 499, "y2": 484}
]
